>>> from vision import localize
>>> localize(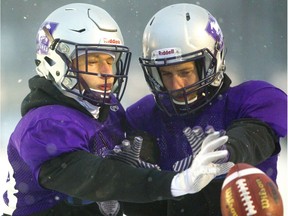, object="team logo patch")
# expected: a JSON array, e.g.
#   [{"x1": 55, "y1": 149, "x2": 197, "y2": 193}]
[
  {"x1": 110, "y1": 105, "x2": 119, "y2": 112},
  {"x1": 205, "y1": 14, "x2": 224, "y2": 50},
  {"x1": 97, "y1": 200, "x2": 120, "y2": 216},
  {"x1": 36, "y1": 22, "x2": 58, "y2": 55}
]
